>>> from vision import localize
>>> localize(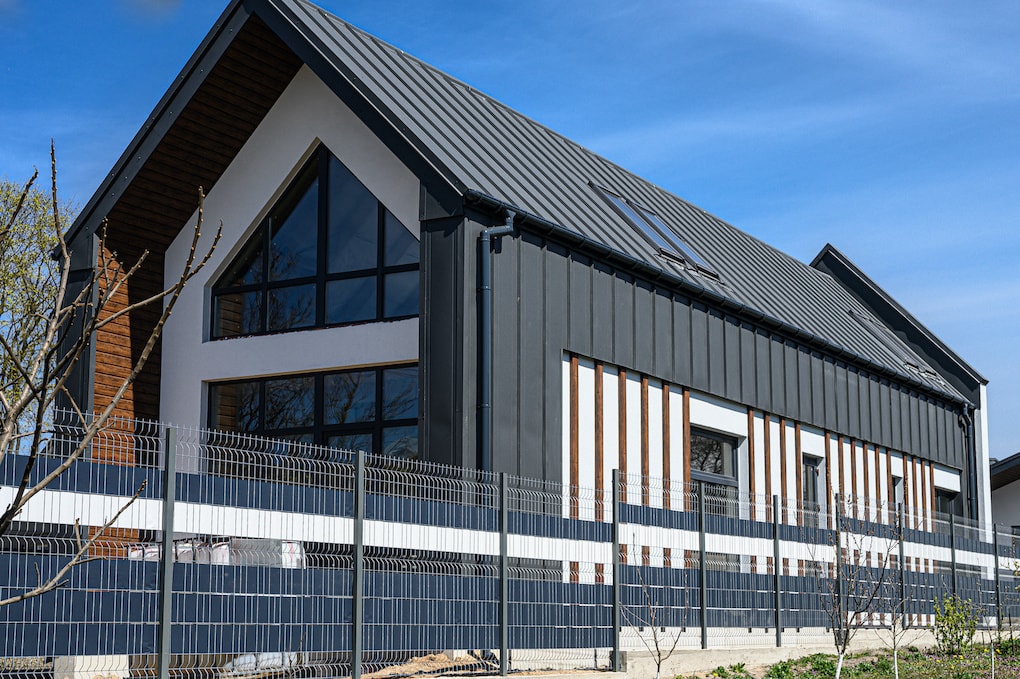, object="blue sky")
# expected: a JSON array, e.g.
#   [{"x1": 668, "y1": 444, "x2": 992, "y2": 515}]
[{"x1": 2, "y1": 1, "x2": 1018, "y2": 456}]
